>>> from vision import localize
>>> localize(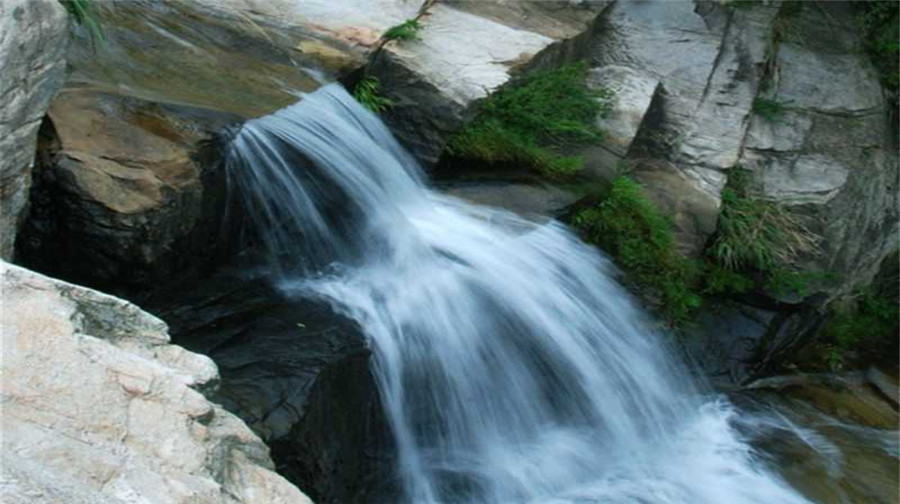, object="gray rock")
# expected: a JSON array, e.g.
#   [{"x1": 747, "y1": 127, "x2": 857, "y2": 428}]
[
  {"x1": 738, "y1": 2, "x2": 899, "y2": 298},
  {"x1": 588, "y1": 65, "x2": 660, "y2": 159},
  {"x1": 630, "y1": 159, "x2": 721, "y2": 257},
  {"x1": 0, "y1": 261, "x2": 312, "y2": 504},
  {"x1": 589, "y1": 0, "x2": 778, "y2": 253},
  {"x1": 0, "y1": 0, "x2": 68, "y2": 259}
]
